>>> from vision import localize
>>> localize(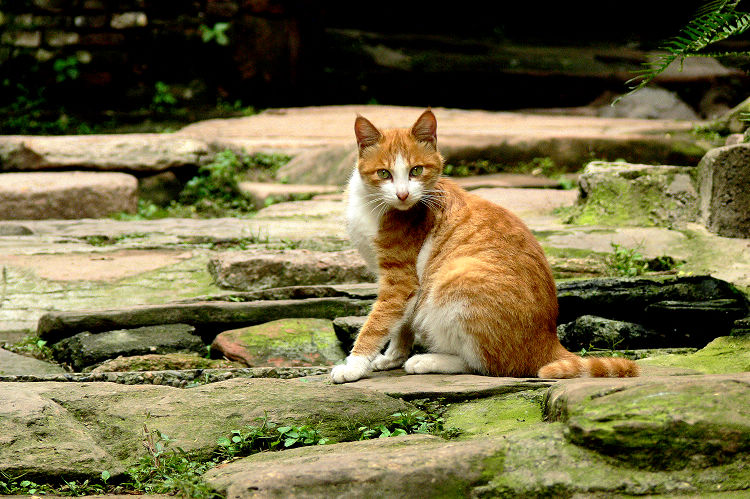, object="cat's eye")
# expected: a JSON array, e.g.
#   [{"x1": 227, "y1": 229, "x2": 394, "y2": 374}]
[
  {"x1": 377, "y1": 169, "x2": 392, "y2": 179},
  {"x1": 410, "y1": 166, "x2": 424, "y2": 177}
]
